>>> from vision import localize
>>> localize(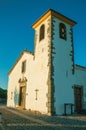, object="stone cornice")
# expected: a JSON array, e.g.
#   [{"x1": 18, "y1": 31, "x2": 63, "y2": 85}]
[{"x1": 32, "y1": 9, "x2": 76, "y2": 29}]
